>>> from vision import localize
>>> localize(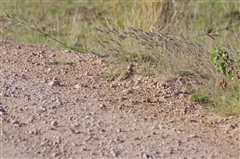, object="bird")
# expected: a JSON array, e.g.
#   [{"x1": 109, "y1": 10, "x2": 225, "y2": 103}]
[{"x1": 116, "y1": 63, "x2": 135, "y2": 82}]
